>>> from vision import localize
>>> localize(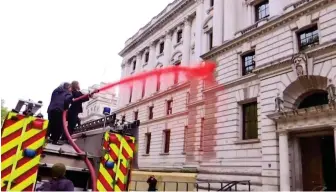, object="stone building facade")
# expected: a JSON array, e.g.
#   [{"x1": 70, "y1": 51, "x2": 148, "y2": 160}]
[{"x1": 117, "y1": 0, "x2": 336, "y2": 191}]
